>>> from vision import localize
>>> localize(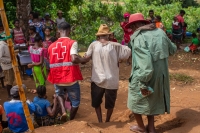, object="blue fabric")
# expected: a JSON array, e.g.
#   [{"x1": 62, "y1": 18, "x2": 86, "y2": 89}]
[
  {"x1": 3, "y1": 101, "x2": 35, "y2": 133},
  {"x1": 25, "y1": 68, "x2": 32, "y2": 76},
  {"x1": 54, "y1": 82, "x2": 80, "y2": 107},
  {"x1": 36, "y1": 26, "x2": 44, "y2": 40},
  {"x1": 33, "y1": 97, "x2": 51, "y2": 117}
]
